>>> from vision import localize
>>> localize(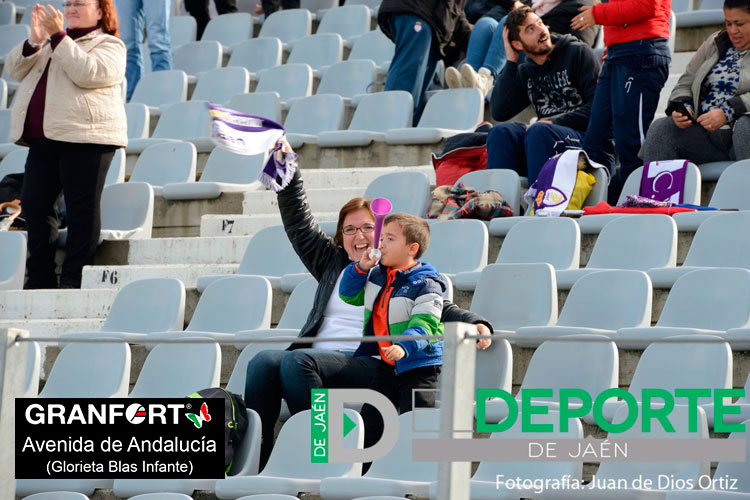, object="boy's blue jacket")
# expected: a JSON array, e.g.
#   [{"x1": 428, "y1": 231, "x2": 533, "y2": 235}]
[{"x1": 339, "y1": 260, "x2": 447, "y2": 373}]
